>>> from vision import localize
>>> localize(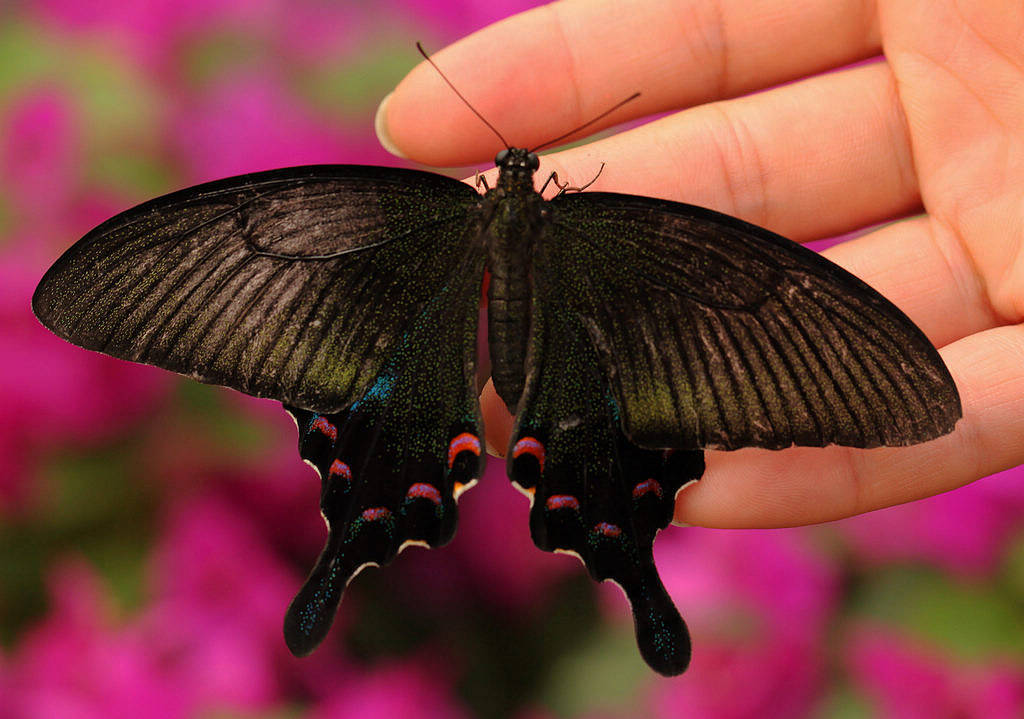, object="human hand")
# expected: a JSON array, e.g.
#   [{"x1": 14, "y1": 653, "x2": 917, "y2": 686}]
[{"x1": 376, "y1": 0, "x2": 1024, "y2": 529}]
